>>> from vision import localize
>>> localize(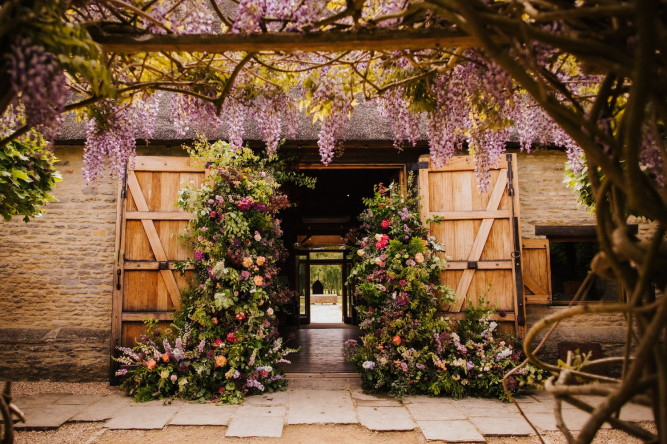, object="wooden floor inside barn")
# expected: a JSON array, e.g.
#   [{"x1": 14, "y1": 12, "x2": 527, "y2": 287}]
[{"x1": 281, "y1": 324, "x2": 360, "y2": 373}]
